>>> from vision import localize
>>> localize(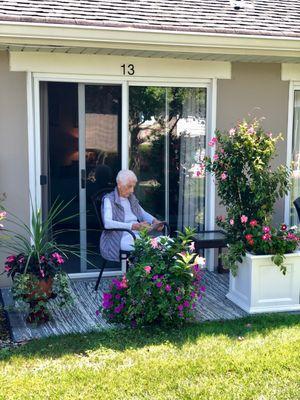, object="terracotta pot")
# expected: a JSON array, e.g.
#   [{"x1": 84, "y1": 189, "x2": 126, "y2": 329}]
[{"x1": 24, "y1": 277, "x2": 54, "y2": 324}]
